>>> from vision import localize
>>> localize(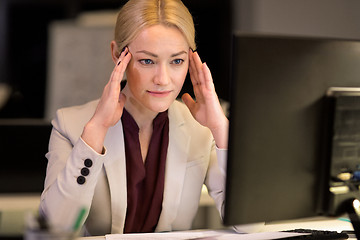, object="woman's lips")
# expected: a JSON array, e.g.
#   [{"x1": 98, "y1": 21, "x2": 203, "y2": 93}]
[{"x1": 147, "y1": 90, "x2": 172, "y2": 97}]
